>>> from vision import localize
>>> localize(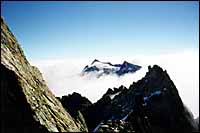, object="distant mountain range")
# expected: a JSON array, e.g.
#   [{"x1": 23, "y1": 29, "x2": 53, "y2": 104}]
[{"x1": 81, "y1": 59, "x2": 141, "y2": 77}]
